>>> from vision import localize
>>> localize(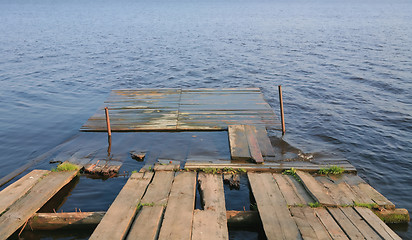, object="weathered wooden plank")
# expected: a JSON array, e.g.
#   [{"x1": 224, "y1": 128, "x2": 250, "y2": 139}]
[
  {"x1": 340, "y1": 207, "x2": 381, "y2": 239},
  {"x1": 192, "y1": 173, "x2": 228, "y2": 240},
  {"x1": 27, "y1": 212, "x2": 105, "y2": 230},
  {"x1": 153, "y1": 163, "x2": 180, "y2": 172},
  {"x1": 327, "y1": 207, "x2": 364, "y2": 240},
  {"x1": 354, "y1": 207, "x2": 402, "y2": 240},
  {"x1": 126, "y1": 205, "x2": 164, "y2": 240},
  {"x1": 0, "y1": 170, "x2": 49, "y2": 214},
  {"x1": 357, "y1": 183, "x2": 395, "y2": 209},
  {"x1": 296, "y1": 171, "x2": 336, "y2": 206},
  {"x1": 141, "y1": 171, "x2": 175, "y2": 205},
  {"x1": 89, "y1": 172, "x2": 153, "y2": 240},
  {"x1": 273, "y1": 173, "x2": 313, "y2": 205},
  {"x1": 254, "y1": 126, "x2": 276, "y2": 157},
  {"x1": 0, "y1": 171, "x2": 78, "y2": 239},
  {"x1": 158, "y1": 172, "x2": 197, "y2": 240},
  {"x1": 244, "y1": 125, "x2": 264, "y2": 163},
  {"x1": 314, "y1": 208, "x2": 349, "y2": 240},
  {"x1": 228, "y1": 125, "x2": 251, "y2": 160},
  {"x1": 290, "y1": 207, "x2": 331, "y2": 240},
  {"x1": 247, "y1": 172, "x2": 301, "y2": 240},
  {"x1": 316, "y1": 176, "x2": 353, "y2": 206}
]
